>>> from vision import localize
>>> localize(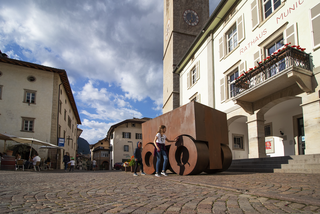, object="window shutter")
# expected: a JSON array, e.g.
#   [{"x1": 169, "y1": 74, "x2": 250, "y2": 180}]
[
  {"x1": 285, "y1": 23, "x2": 298, "y2": 46},
  {"x1": 220, "y1": 77, "x2": 226, "y2": 102},
  {"x1": 253, "y1": 49, "x2": 261, "y2": 67},
  {"x1": 196, "y1": 61, "x2": 200, "y2": 80},
  {"x1": 187, "y1": 71, "x2": 191, "y2": 89},
  {"x1": 239, "y1": 61, "x2": 246, "y2": 75},
  {"x1": 219, "y1": 36, "x2": 225, "y2": 60},
  {"x1": 237, "y1": 14, "x2": 245, "y2": 43},
  {"x1": 251, "y1": 0, "x2": 259, "y2": 30},
  {"x1": 310, "y1": 3, "x2": 320, "y2": 49},
  {"x1": 129, "y1": 133, "x2": 131, "y2": 139}
]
